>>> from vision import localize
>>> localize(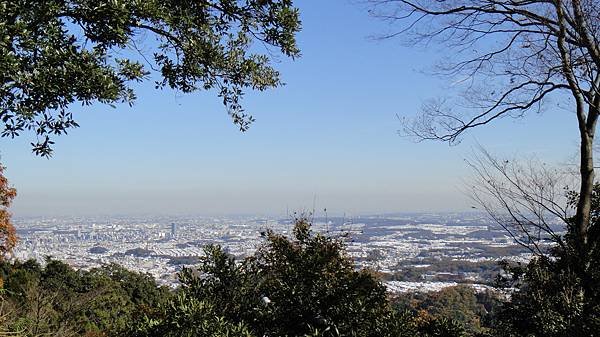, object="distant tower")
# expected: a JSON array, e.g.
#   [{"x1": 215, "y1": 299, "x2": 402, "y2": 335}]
[{"x1": 171, "y1": 223, "x2": 176, "y2": 238}]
